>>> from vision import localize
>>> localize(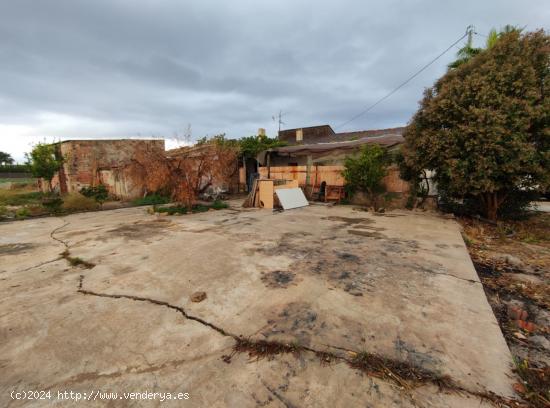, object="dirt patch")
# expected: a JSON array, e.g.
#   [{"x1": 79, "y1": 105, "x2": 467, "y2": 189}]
[
  {"x1": 323, "y1": 216, "x2": 373, "y2": 225},
  {"x1": 351, "y1": 224, "x2": 387, "y2": 231},
  {"x1": 348, "y1": 229, "x2": 386, "y2": 239},
  {"x1": 261, "y1": 270, "x2": 299, "y2": 289},
  {"x1": 261, "y1": 302, "x2": 323, "y2": 346},
  {"x1": 461, "y1": 213, "x2": 550, "y2": 407},
  {"x1": 0, "y1": 243, "x2": 36, "y2": 255},
  {"x1": 106, "y1": 219, "x2": 172, "y2": 240},
  {"x1": 251, "y1": 232, "x2": 319, "y2": 259}
]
